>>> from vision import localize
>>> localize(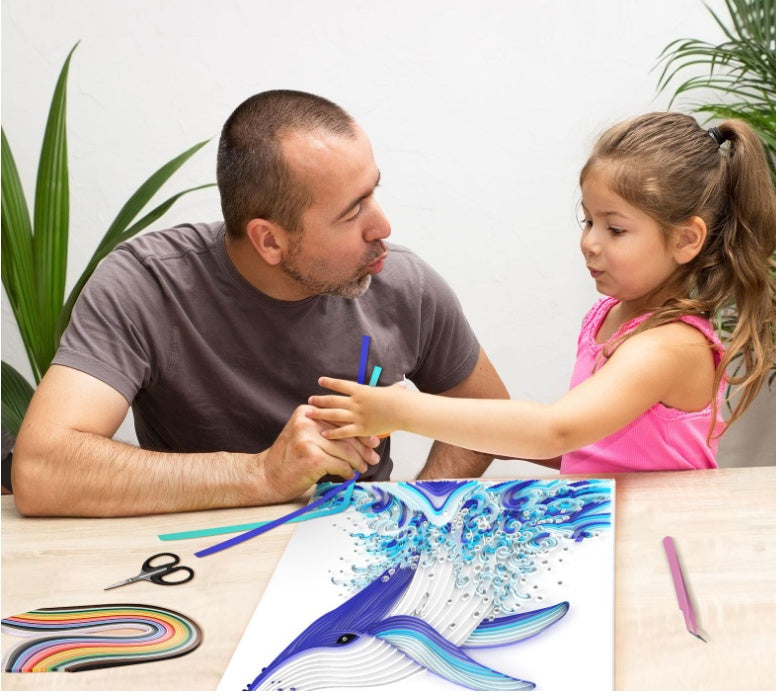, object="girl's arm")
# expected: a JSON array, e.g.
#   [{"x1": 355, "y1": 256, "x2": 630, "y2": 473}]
[{"x1": 308, "y1": 323, "x2": 715, "y2": 460}]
